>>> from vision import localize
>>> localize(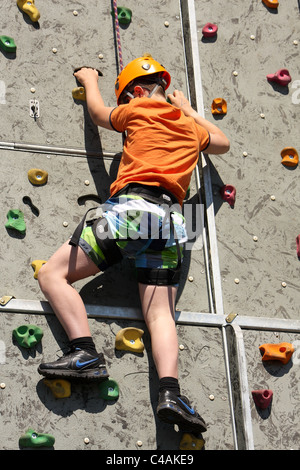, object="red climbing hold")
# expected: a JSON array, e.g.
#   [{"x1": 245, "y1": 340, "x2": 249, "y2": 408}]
[
  {"x1": 252, "y1": 389, "x2": 273, "y2": 409},
  {"x1": 220, "y1": 185, "x2": 236, "y2": 207},
  {"x1": 267, "y1": 69, "x2": 292, "y2": 87},
  {"x1": 202, "y1": 23, "x2": 218, "y2": 38}
]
